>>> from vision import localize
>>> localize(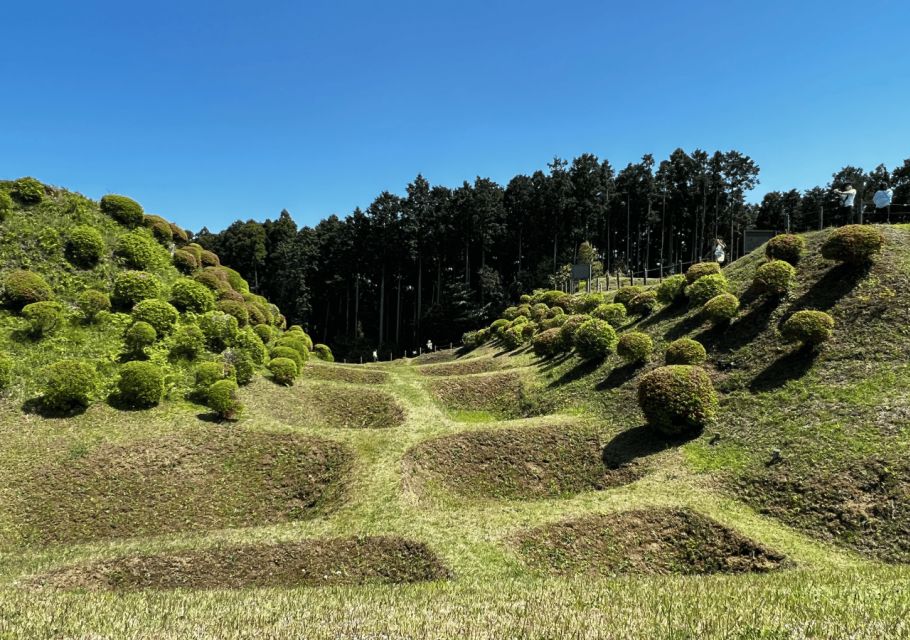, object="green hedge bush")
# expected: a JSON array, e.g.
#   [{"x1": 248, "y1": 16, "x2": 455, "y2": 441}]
[
  {"x1": 270, "y1": 345, "x2": 303, "y2": 368},
  {"x1": 614, "y1": 286, "x2": 645, "y2": 309},
  {"x1": 193, "y1": 270, "x2": 232, "y2": 294},
  {"x1": 821, "y1": 224, "x2": 885, "y2": 265},
  {"x1": 224, "y1": 349, "x2": 255, "y2": 385},
  {"x1": 132, "y1": 299, "x2": 179, "y2": 335},
  {"x1": 753, "y1": 260, "x2": 796, "y2": 296},
  {"x1": 150, "y1": 220, "x2": 173, "y2": 243},
  {"x1": 685, "y1": 273, "x2": 728, "y2": 306},
  {"x1": 253, "y1": 323, "x2": 274, "y2": 344},
  {"x1": 532, "y1": 327, "x2": 568, "y2": 358},
  {"x1": 780, "y1": 310, "x2": 834, "y2": 347},
  {"x1": 500, "y1": 326, "x2": 526, "y2": 350},
  {"x1": 198, "y1": 311, "x2": 240, "y2": 351},
  {"x1": 2, "y1": 270, "x2": 52, "y2": 309},
  {"x1": 617, "y1": 332, "x2": 654, "y2": 364},
  {"x1": 490, "y1": 318, "x2": 510, "y2": 335},
  {"x1": 113, "y1": 271, "x2": 161, "y2": 308},
  {"x1": 194, "y1": 361, "x2": 236, "y2": 395},
  {"x1": 702, "y1": 293, "x2": 740, "y2": 324},
  {"x1": 76, "y1": 289, "x2": 111, "y2": 322},
  {"x1": 41, "y1": 359, "x2": 97, "y2": 411},
  {"x1": 314, "y1": 344, "x2": 334, "y2": 361},
  {"x1": 638, "y1": 365, "x2": 718, "y2": 435},
  {"x1": 124, "y1": 321, "x2": 157, "y2": 355},
  {"x1": 13, "y1": 177, "x2": 44, "y2": 204},
  {"x1": 592, "y1": 302, "x2": 627, "y2": 327},
  {"x1": 22, "y1": 301, "x2": 64, "y2": 338},
  {"x1": 116, "y1": 361, "x2": 165, "y2": 408},
  {"x1": 199, "y1": 250, "x2": 220, "y2": 267},
  {"x1": 173, "y1": 249, "x2": 198, "y2": 273},
  {"x1": 574, "y1": 293, "x2": 606, "y2": 314},
  {"x1": 766, "y1": 234, "x2": 805, "y2": 264},
  {"x1": 206, "y1": 379, "x2": 242, "y2": 419},
  {"x1": 0, "y1": 190, "x2": 13, "y2": 220},
  {"x1": 656, "y1": 274, "x2": 687, "y2": 305},
  {"x1": 558, "y1": 314, "x2": 591, "y2": 343},
  {"x1": 573, "y1": 318, "x2": 618, "y2": 360},
  {"x1": 66, "y1": 225, "x2": 105, "y2": 267},
  {"x1": 269, "y1": 357, "x2": 298, "y2": 385},
  {"x1": 116, "y1": 231, "x2": 160, "y2": 270},
  {"x1": 100, "y1": 194, "x2": 143, "y2": 227},
  {"x1": 685, "y1": 262, "x2": 721, "y2": 284},
  {"x1": 217, "y1": 299, "x2": 249, "y2": 327},
  {"x1": 628, "y1": 290, "x2": 658, "y2": 316},
  {"x1": 170, "y1": 324, "x2": 205, "y2": 359},
  {"x1": 170, "y1": 277, "x2": 215, "y2": 313},
  {"x1": 665, "y1": 338, "x2": 707, "y2": 365}
]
